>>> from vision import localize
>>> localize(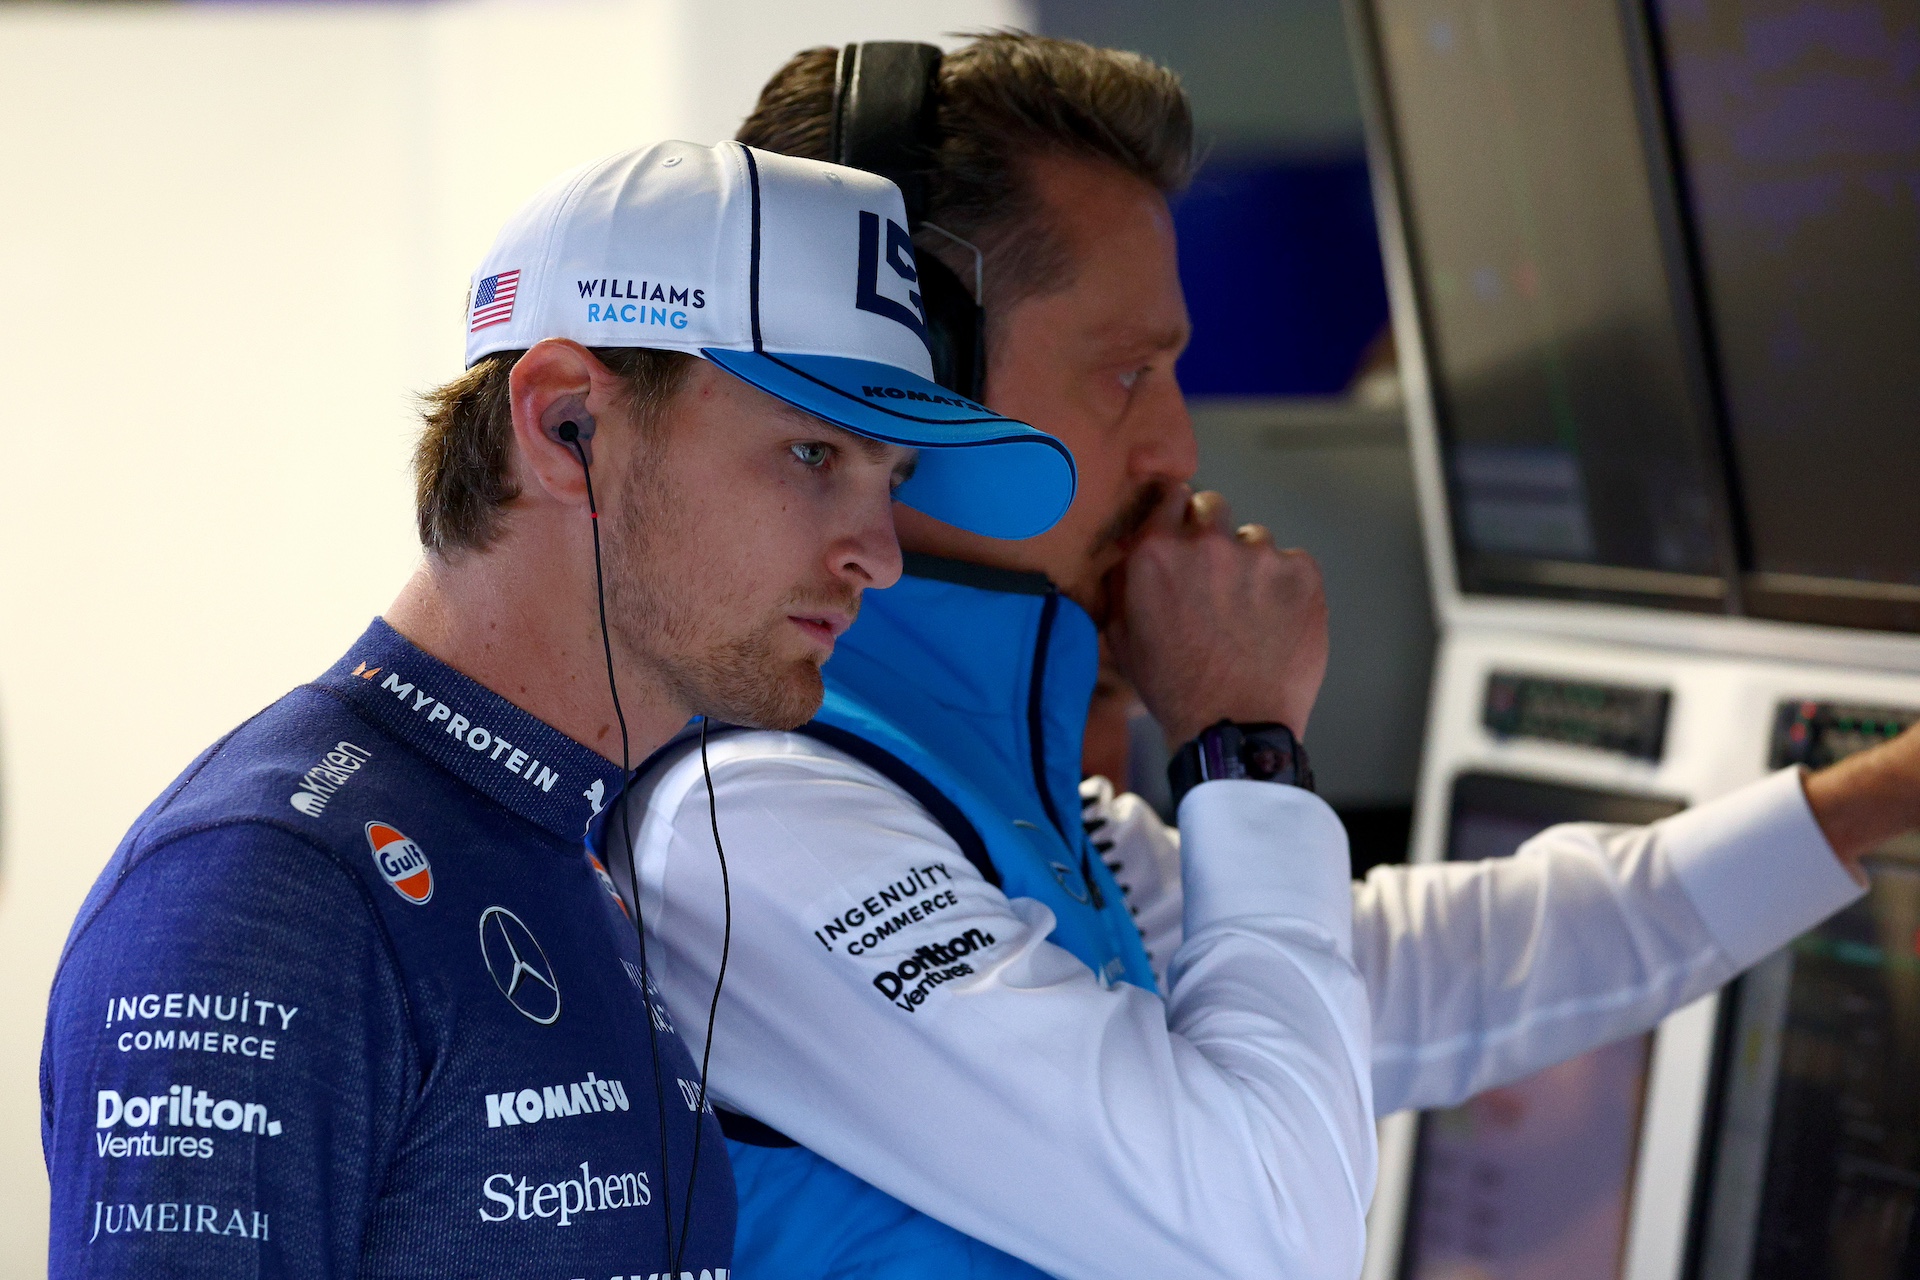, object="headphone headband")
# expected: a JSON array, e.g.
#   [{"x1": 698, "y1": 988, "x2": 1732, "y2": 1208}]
[
  {"x1": 832, "y1": 41, "x2": 986, "y2": 400},
  {"x1": 831, "y1": 42, "x2": 943, "y2": 224}
]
